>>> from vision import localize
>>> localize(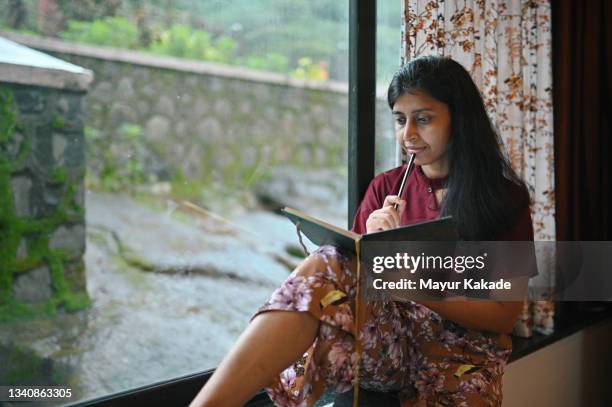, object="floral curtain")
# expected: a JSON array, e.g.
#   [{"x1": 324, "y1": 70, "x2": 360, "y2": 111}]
[{"x1": 401, "y1": 0, "x2": 555, "y2": 336}]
